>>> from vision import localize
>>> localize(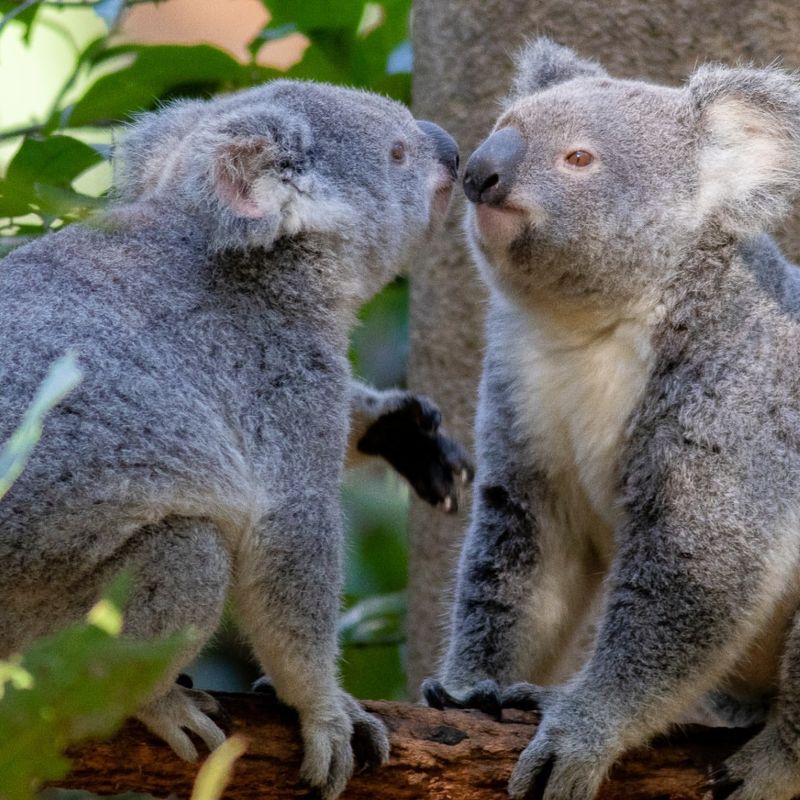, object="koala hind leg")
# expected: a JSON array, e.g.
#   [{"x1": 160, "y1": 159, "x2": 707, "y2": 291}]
[
  {"x1": 121, "y1": 517, "x2": 231, "y2": 761},
  {"x1": 708, "y1": 607, "x2": 800, "y2": 800},
  {"x1": 234, "y1": 498, "x2": 389, "y2": 800}
]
